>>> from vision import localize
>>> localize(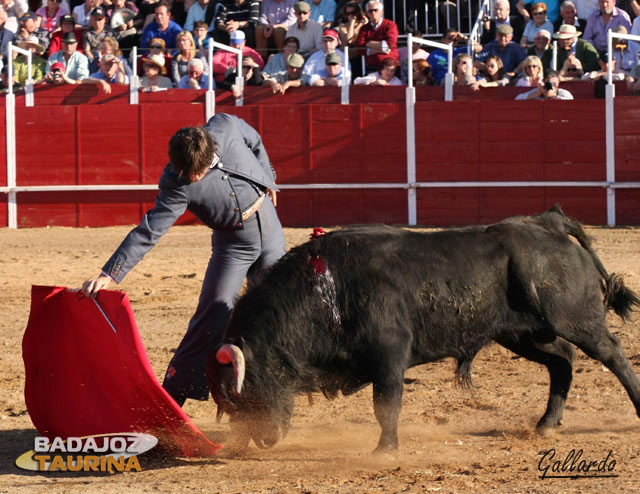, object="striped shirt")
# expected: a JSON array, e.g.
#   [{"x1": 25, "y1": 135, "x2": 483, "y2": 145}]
[{"x1": 215, "y1": 0, "x2": 260, "y2": 27}]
